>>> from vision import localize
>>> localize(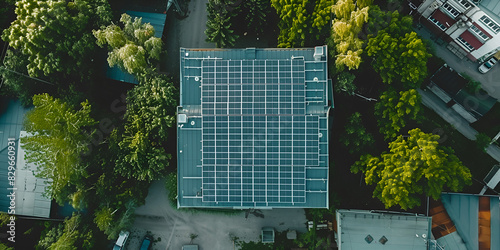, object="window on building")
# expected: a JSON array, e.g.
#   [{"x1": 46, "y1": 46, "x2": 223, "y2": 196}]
[
  {"x1": 469, "y1": 25, "x2": 489, "y2": 41},
  {"x1": 457, "y1": 36, "x2": 474, "y2": 51},
  {"x1": 479, "y1": 15, "x2": 500, "y2": 34},
  {"x1": 443, "y1": 3, "x2": 460, "y2": 18},
  {"x1": 428, "y1": 16, "x2": 447, "y2": 30},
  {"x1": 458, "y1": 0, "x2": 472, "y2": 9}
]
